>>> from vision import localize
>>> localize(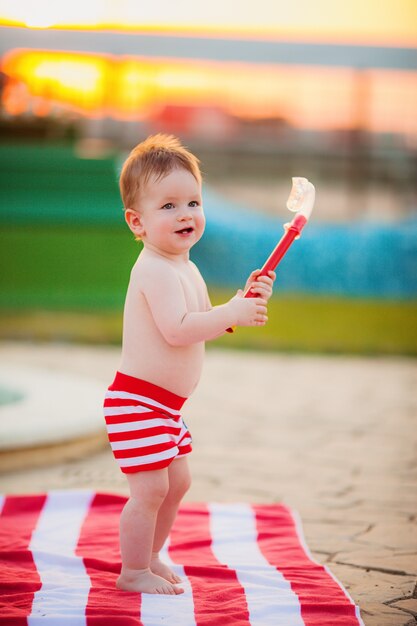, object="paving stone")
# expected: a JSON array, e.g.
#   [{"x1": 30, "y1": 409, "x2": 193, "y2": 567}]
[
  {"x1": 328, "y1": 562, "x2": 416, "y2": 604},
  {"x1": 302, "y1": 521, "x2": 371, "y2": 554},
  {"x1": 360, "y1": 602, "x2": 416, "y2": 626},
  {"x1": 390, "y1": 599, "x2": 417, "y2": 618},
  {"x1": 335, "y1": 548, "x2": 417, "y2": 576},
  {"x1": 353, "y1": 522, "x2": 417, "y2": 555}
]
